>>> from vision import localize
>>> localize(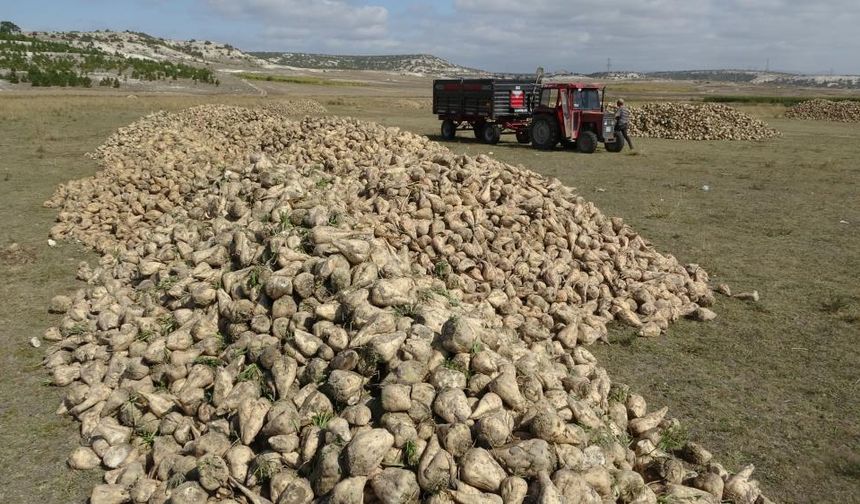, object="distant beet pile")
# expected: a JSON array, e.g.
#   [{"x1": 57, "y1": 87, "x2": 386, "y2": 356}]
[
  {"x1": 42, "y1": 105, "x2": 770, "y2": 504},
  {"x1": 262, "y1": 100, "x2": 329, "y2": 116},
  {"x1": 615, "y1": 103, "x2": 780, "y2": 141},
  {"x1": 785, "y1": 99, "x2": 860, "y2": 122}
]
